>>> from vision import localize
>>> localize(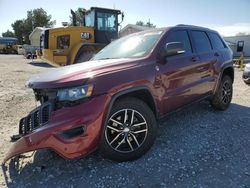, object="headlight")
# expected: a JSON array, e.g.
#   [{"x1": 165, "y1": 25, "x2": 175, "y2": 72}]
[{"x1": 57, "y1": 84, "x2": 93, "y2": 101}]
